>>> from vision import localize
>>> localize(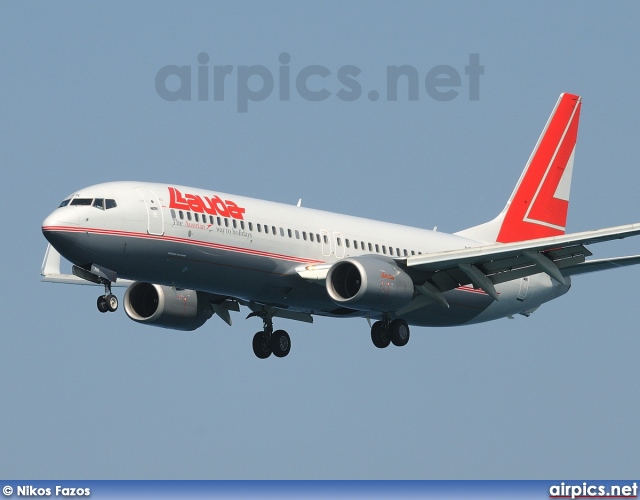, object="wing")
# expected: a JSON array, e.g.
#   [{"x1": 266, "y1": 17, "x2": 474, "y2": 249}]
[{"x1": 405, "y1": 223, "x2": 640, "y2": 302}]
